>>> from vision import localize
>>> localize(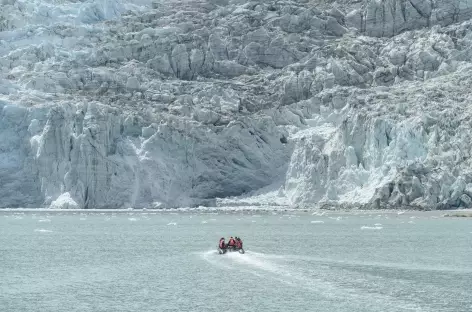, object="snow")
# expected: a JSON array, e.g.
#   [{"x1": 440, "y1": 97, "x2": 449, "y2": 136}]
[{"x1": 1, "y1": 0, "x2": 472, "y2": 210}]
